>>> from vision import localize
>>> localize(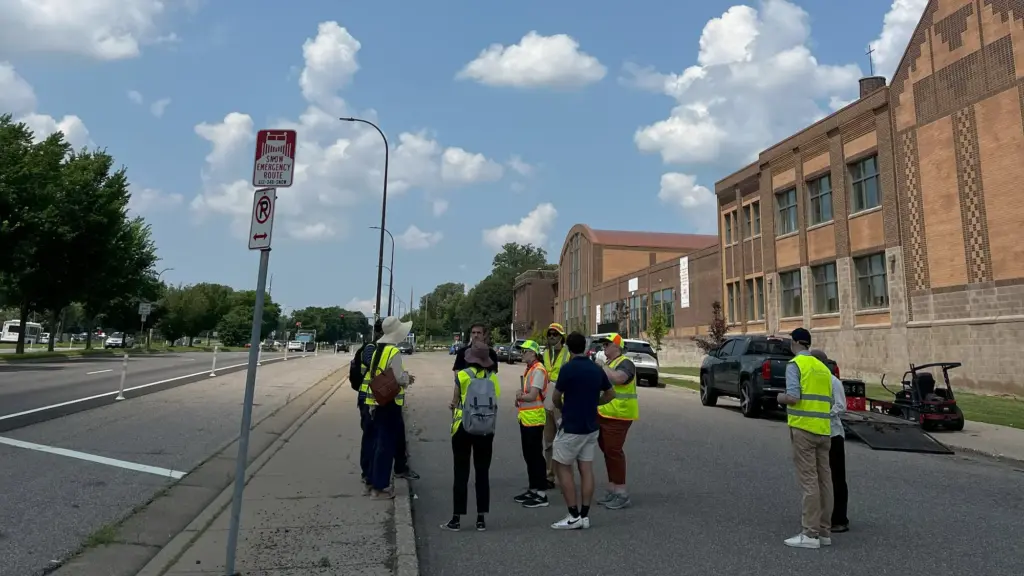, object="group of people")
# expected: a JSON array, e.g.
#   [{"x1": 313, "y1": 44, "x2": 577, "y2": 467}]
[
  {"x1": 440, "y1": 322, "x2": 640, "y2": 532},
  {"x1": 350, "y1": 317, "x2": 850, "y2": 547}
]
